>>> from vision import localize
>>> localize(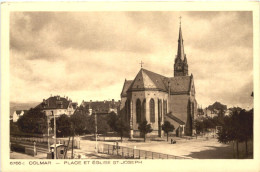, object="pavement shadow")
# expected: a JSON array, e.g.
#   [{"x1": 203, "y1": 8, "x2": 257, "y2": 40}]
[{"x1": 187, "y1": 145, "x2": 234, "y2": 159}]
